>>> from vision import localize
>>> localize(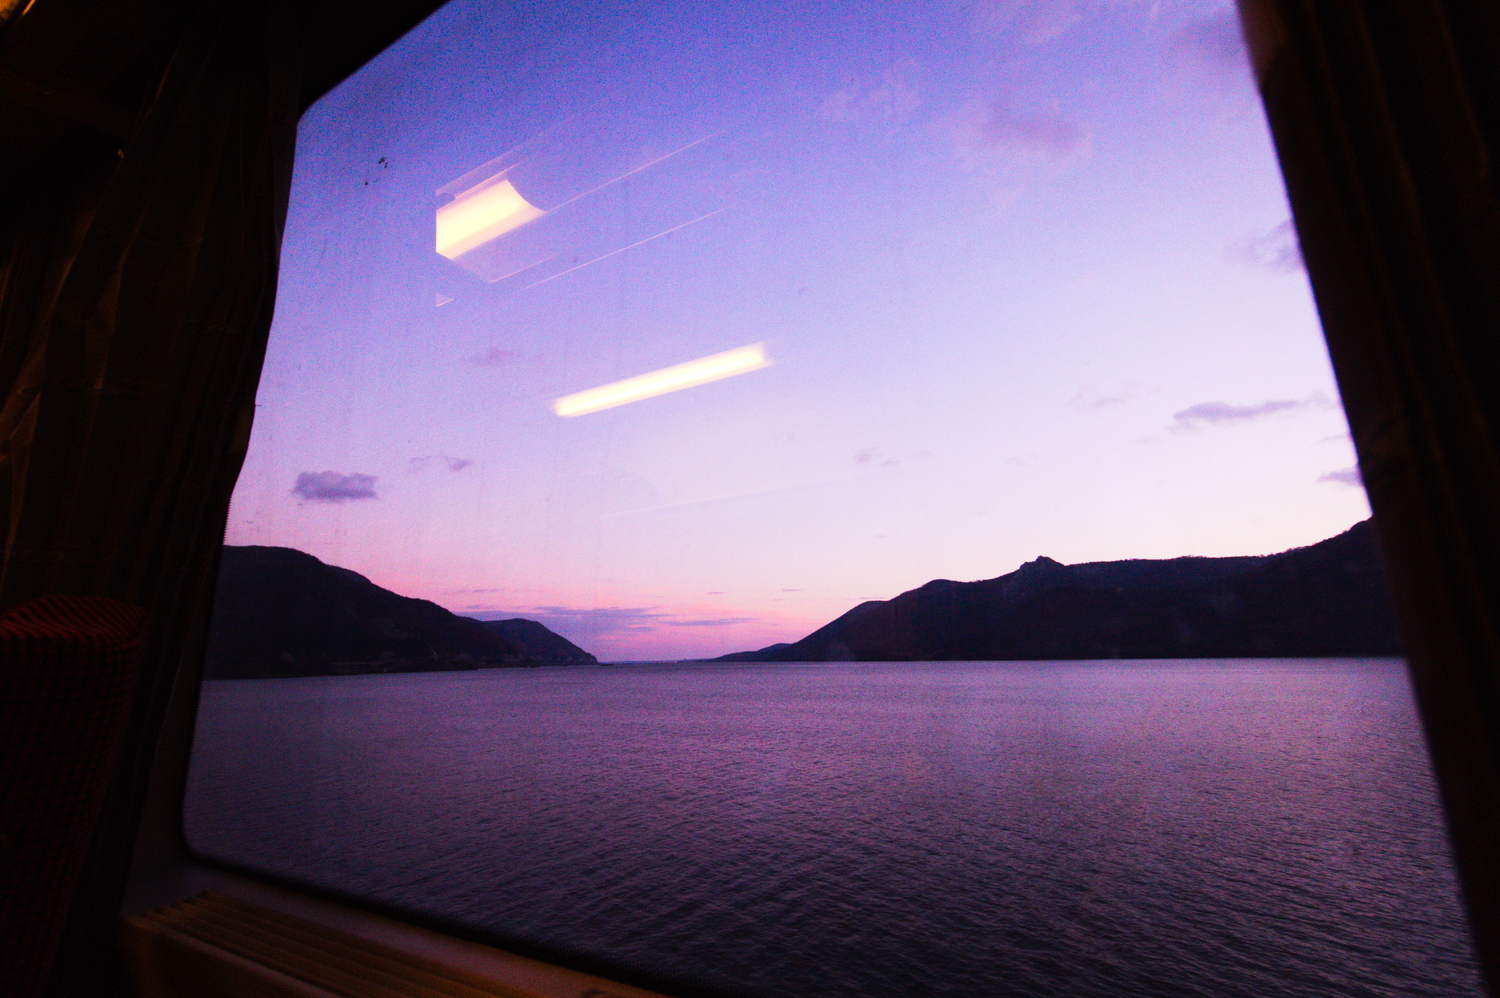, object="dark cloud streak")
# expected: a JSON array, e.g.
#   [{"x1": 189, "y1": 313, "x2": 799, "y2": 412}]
[
  {"x1": 471, "y1": 346, "x2": 516, "y2": 367},
  {"x1": 473, "y1": 605, "x2": 765, "y2": 640},
  {"x1": 668, "y1": 617, "x2": 757, "y2": 627},
  {"x1": 1319, "y1": 467, "x2": 1363, "y2": 487},
  {"x1": 1229, "y1": 220, "x2": 1304, "y2": 273},
  {"x1": 411, "y1": 454, "x2": 473, "y2": 472},
  {"x1": 524, "y1": 606, "x2": 668, "y2": 638},
  {"x1": 1172, "y1": 395, "x2": 1332, "y2": 428},
  {"x1": 292, "y1": 471, "x2": 377, "y2": 502}
]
